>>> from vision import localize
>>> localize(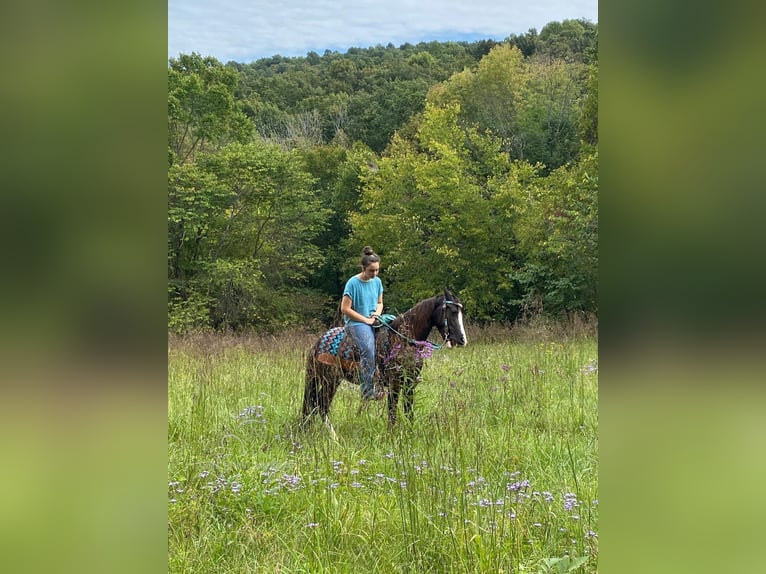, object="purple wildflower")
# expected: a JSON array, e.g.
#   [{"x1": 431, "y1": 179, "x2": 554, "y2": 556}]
[
  {"x1": 238, "y1": 405, "x2": 264, "y2": 419},
  {"x1": 206, "y1": 476, "x2": 228, "y2": 493},
  {"x1": 385, "y1": 343, "x2": 403, "y2": 363},
  {"x1": 507, "y1": 479, "x2": 530, "y2": 492},
  {"x1": 413, "y1": 341, "x2": 435, "y2": 359},
  {"x1": 281, "y1": 474, "x2": 302, "y2": 488},
  {"x1": 563, "y1": 493, "x2": 579, "y2": 511}
]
